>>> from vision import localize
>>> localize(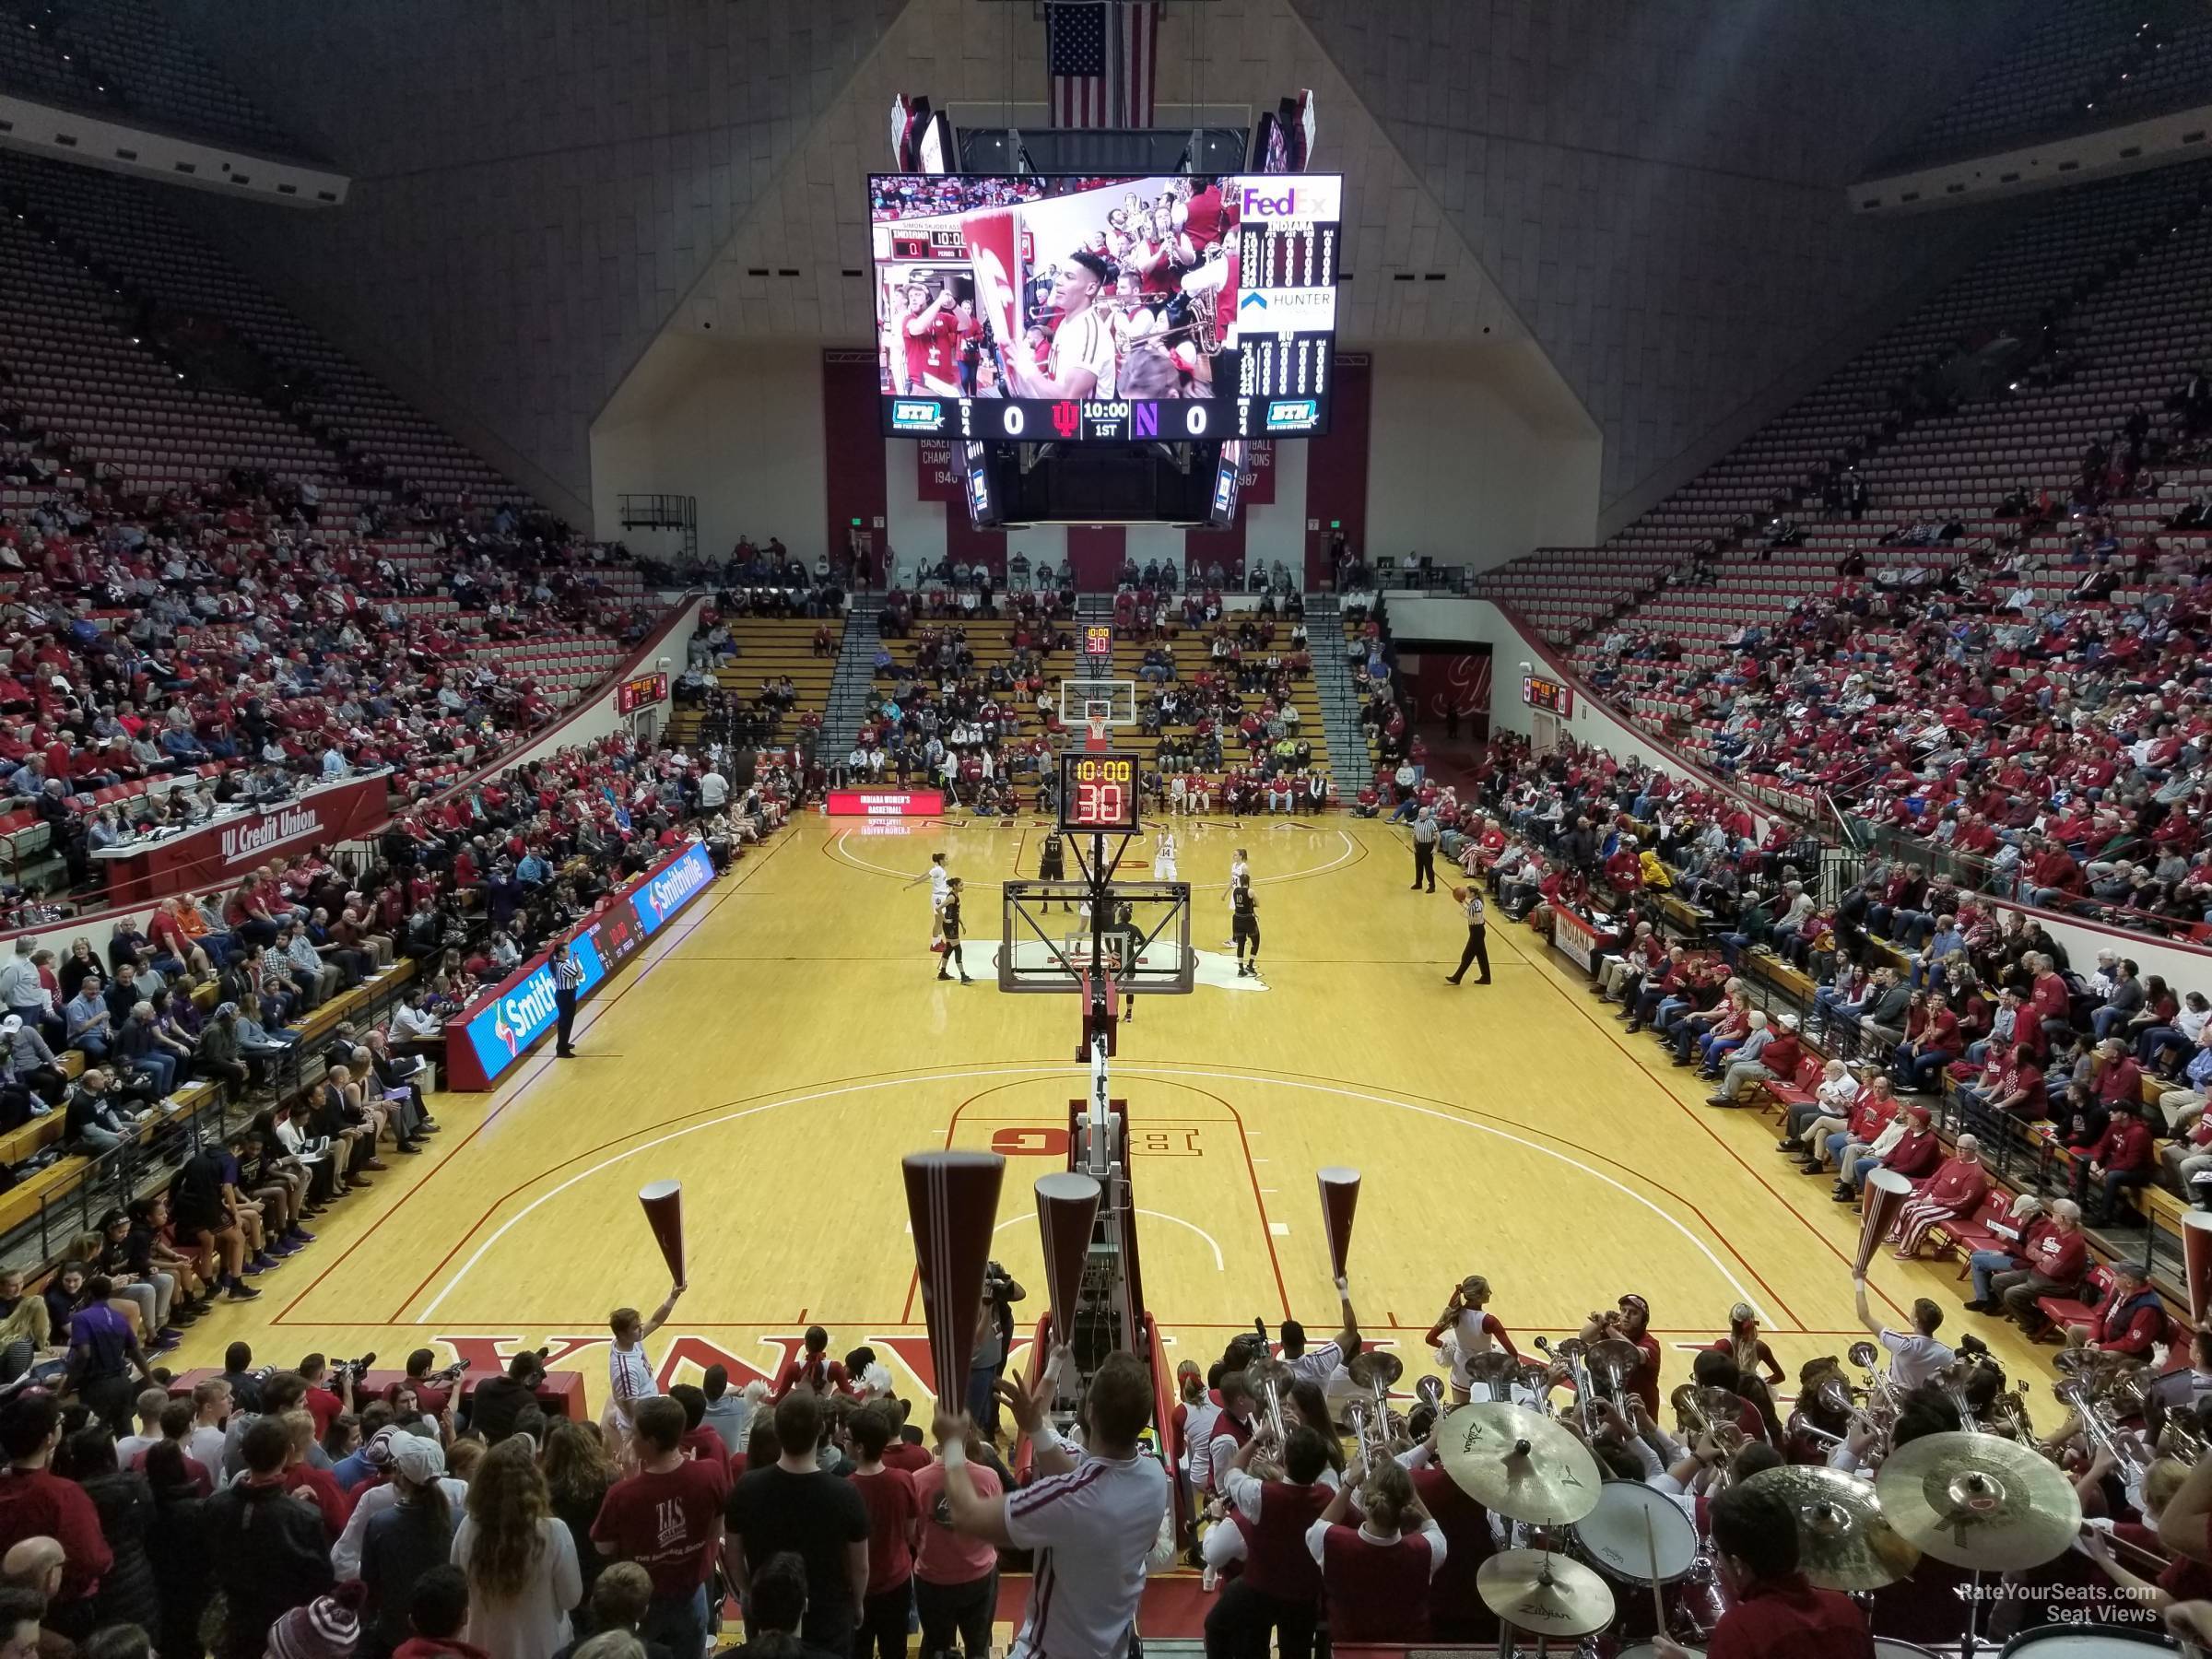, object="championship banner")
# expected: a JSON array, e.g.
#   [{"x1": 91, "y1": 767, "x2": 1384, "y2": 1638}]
[
  {"x1": 1317, "y1": 1167, "x2": 1360, "y2": 1282},
  {"x1": 903, "y1": 1150, "x2": 1006, "y2": 1399},
  {"x1": 1856, "y1": 1168, "x2": 1916, "y2": 1277},
  {"x1": 916, "y1": 440, "x2": 962, "y2": 504},
  {"x1": 2184, "y1": 1210, "x2": 2212, "y2": 1327}
]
